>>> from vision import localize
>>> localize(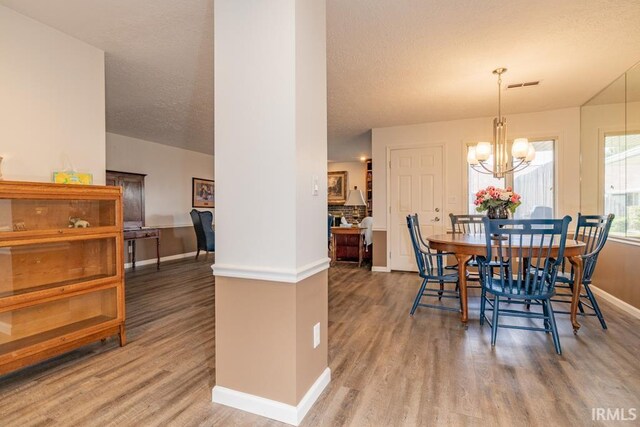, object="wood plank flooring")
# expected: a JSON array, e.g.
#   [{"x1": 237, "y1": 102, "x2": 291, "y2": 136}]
[{"x1": 0, "y1": 259, "x2": 638, "y2": 426}]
